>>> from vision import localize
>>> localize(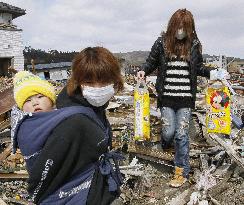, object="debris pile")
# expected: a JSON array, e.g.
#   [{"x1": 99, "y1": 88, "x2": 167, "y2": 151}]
[
  {"x1": 0, "y1": 147, "x2": 26, "y2": 174},
  {"x1": 108, "y1": 73, "x2": 244, "y2": 205},
  {"x1": 0, "y1": 71, "x2": 243, "y2": 204},
  {"x1": 0, "y1": 77, "x2": 13, "y2": 92}
]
